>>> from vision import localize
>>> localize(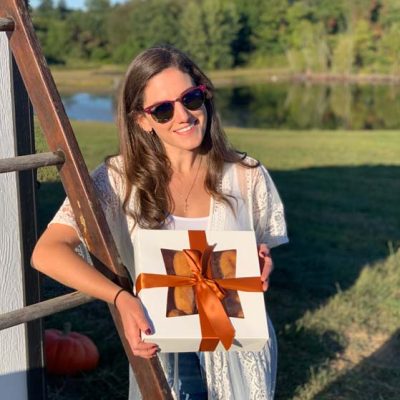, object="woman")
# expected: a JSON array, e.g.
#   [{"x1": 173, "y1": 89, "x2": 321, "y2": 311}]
[{"x1": 32, "y1": 45, "x2": 288, "y2": 399}]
